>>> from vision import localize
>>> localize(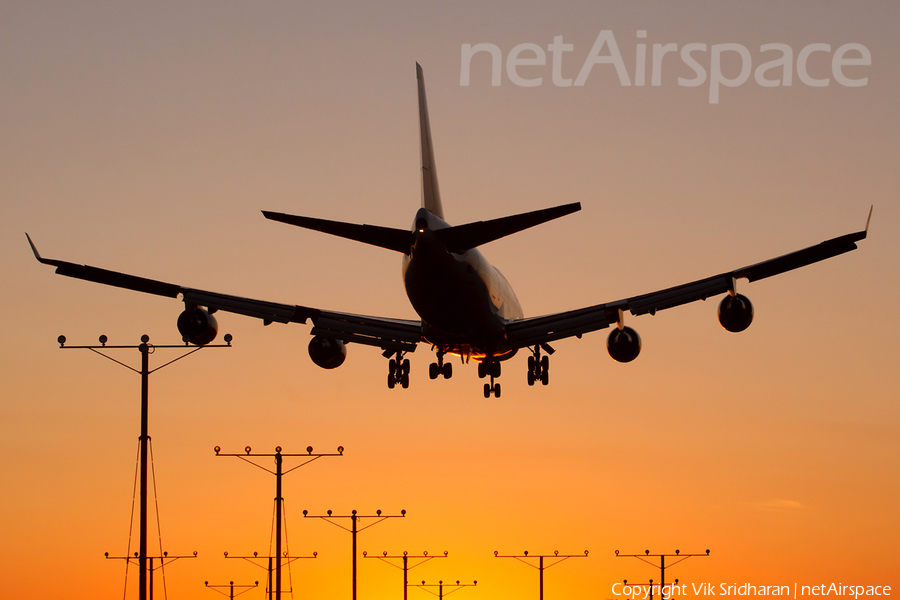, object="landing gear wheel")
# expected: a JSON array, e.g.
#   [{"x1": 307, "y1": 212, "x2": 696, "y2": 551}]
[
  {"x1": 483, "y1": 383, "x2": 491, "y2": 398},
  {"x1": 541, "y1": 370, "x2": 548, "y2": 386},
  {"x1": 494, "y1": 383, "x2": 501, "y2": 398},
  {"x1": 429, "y1": 363, "x2": 439, "y2": 379},
  {"x1": 527, "y1": 346, "x2": 549, "y2": 387},
  {"x1": 387, "y1": 351, "x2": 409, "y2": 390},
  {"x1": 442, "y1": 362, "x2": 452, "y2": 379},
  {"x1": 477, "y1": 362, "x2": 486, "y2": 379}
]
